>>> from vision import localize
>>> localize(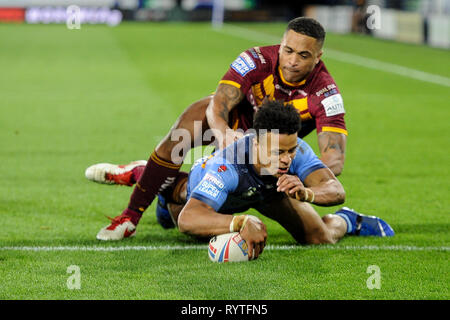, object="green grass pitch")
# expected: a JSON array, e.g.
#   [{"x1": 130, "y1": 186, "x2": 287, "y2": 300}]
[{"x1": 0, "y1": 22, "x2": 448, "y2": 300}]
